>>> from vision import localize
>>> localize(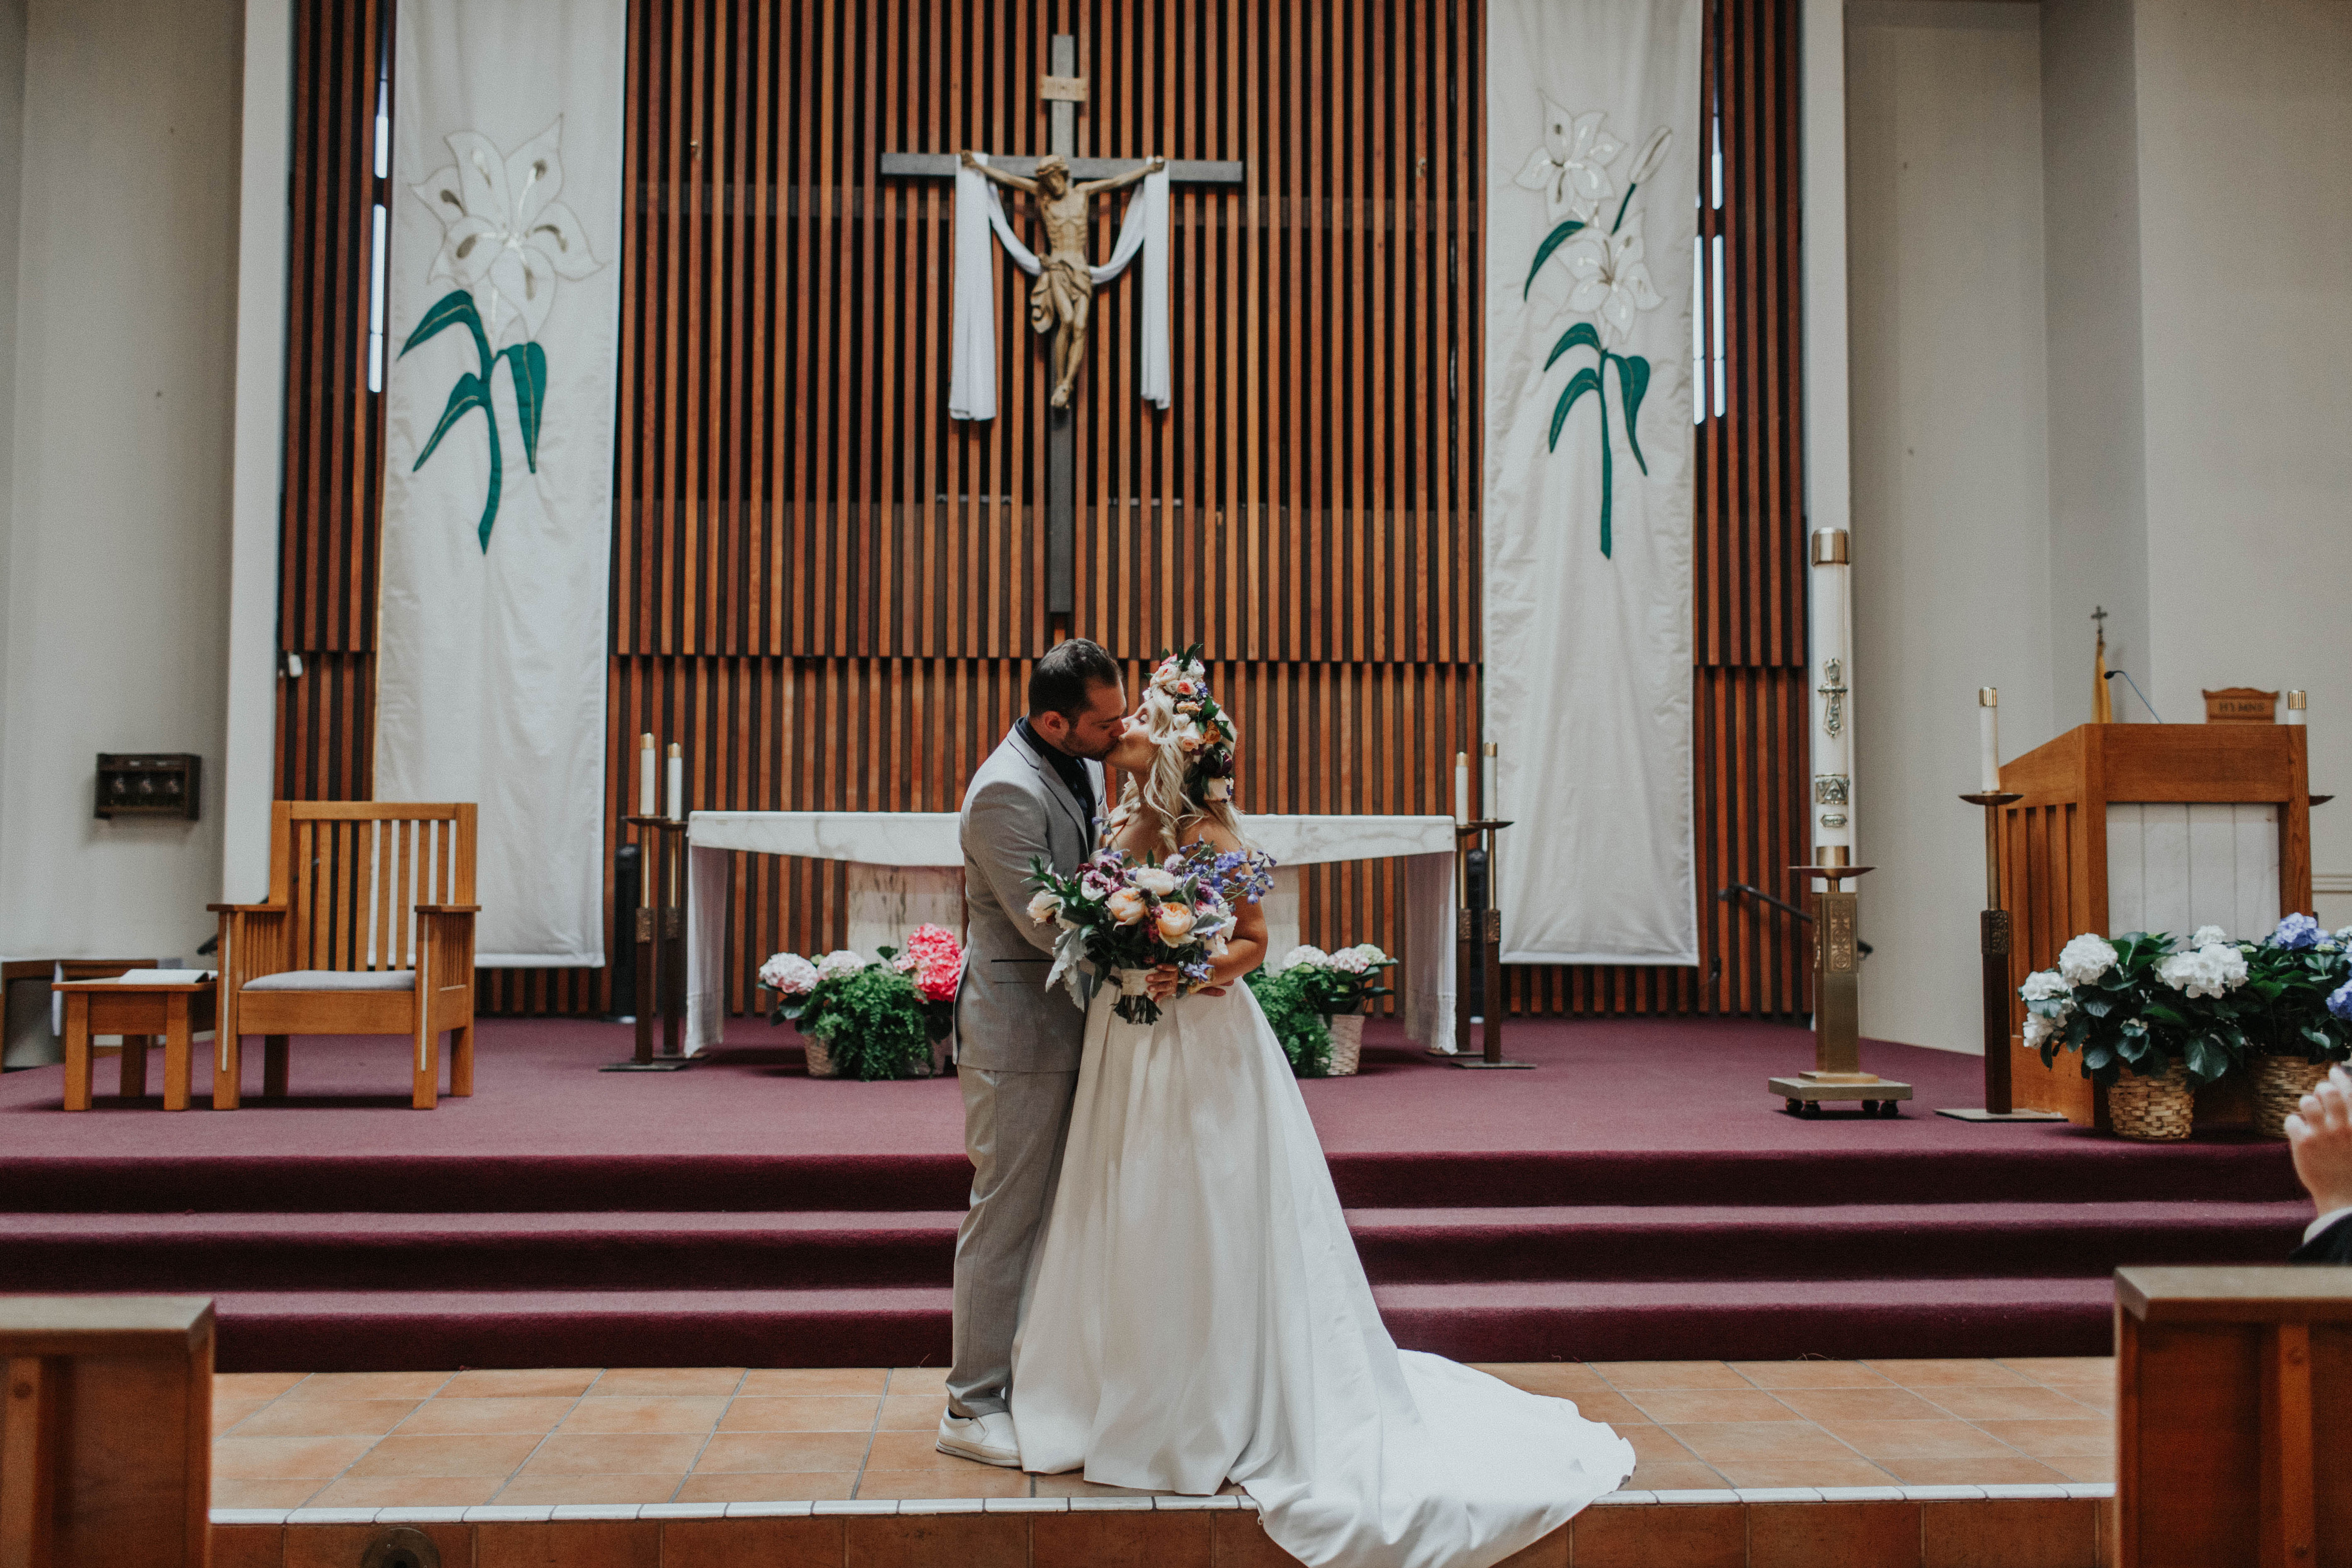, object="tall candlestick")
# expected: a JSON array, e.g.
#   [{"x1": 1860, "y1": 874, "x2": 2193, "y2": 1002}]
[
  {"x1": 666, "y1": 743, "x2": 684, "y2": 822},
  {"x1": 1454, "y1": 752, "x2": 1470, "y2": 825},
  {"x1": 1977, "y1": 688, "x2": 2000, "y2": 792},
  {"x1": 638, "y1": 734, "x2": 657, "y2": 817},
  {"x1": 1808, "y1": 529, "x2": 1854, "y2": 853},
  {"x1": 2287, "y1": 690, "x2": 2308, "y2": 727},
  {"x1": 1482, "y1": 742, "x2": 1500, "y2": 821}
]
